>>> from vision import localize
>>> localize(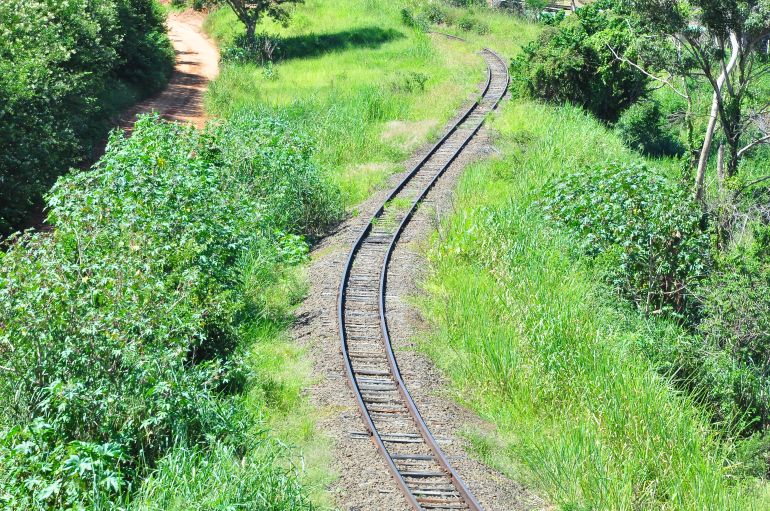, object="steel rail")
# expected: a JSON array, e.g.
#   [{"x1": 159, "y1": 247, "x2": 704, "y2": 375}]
[{"x1": 338, "y1": 48, "x2": 509, "y2": 511}]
